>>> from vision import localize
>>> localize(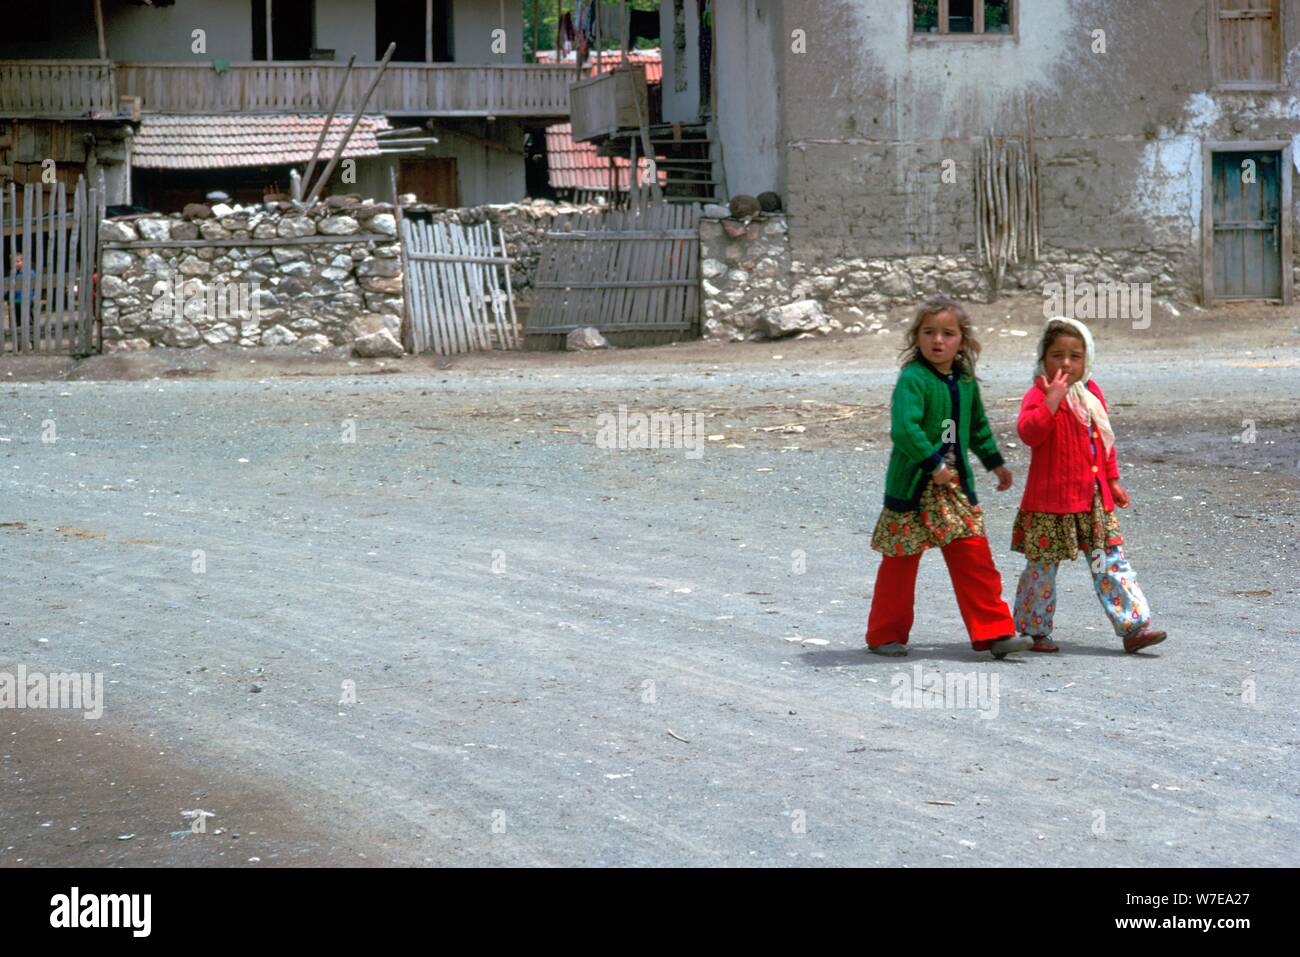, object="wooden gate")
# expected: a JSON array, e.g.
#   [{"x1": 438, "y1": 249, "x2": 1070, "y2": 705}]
[
  {"x1": 1, "y1": 177, "x2": 104, "y2": 354},
  {"x1": 527, "y1": 201, "x2": 701, "y2": 348},
  {"x1": 1210, "y1": 149, "x2": 1285, "y2": 301},
  {"x1": 399, "y1": 217, "x2": 521, "y2": 355}
]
